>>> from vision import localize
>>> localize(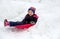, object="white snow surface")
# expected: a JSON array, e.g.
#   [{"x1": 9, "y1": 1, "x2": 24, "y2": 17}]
[{"x1": 0, "y1": 0, "x2": 60, "y2": 39}]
